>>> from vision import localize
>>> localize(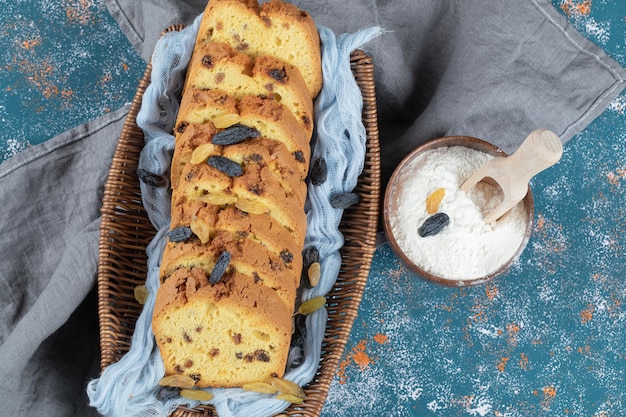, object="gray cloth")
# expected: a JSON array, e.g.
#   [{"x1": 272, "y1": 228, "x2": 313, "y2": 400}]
[
  {"x1": 105, "y1": 0, "x2": 626, "y2": 185},
  {"x1": 0, "y1": 105, "x2": 130, "y2": 416},
  {"x1": 0, "y1": 0, "x2": 624, "y2": 415}
]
